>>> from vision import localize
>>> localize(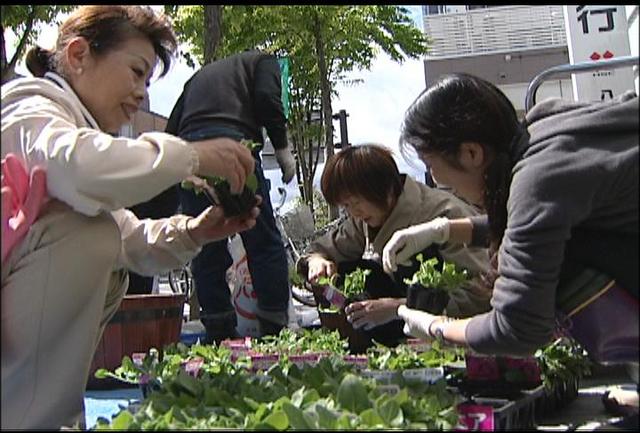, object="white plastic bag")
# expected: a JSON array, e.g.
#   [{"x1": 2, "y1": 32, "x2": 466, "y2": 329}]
[
  {"x1": 227, "y1": 234, "x2": 298, "y2": 336},
  {"x1": 227, "y1": 234, "x2": 260, "y2": 337}
]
